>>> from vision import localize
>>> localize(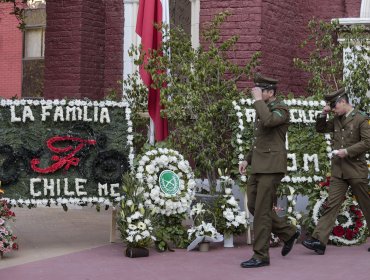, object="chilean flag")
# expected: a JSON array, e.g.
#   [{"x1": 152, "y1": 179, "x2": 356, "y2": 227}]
[{"x1": 136, "y1": 0, "x2": 168, "y2": 141}]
